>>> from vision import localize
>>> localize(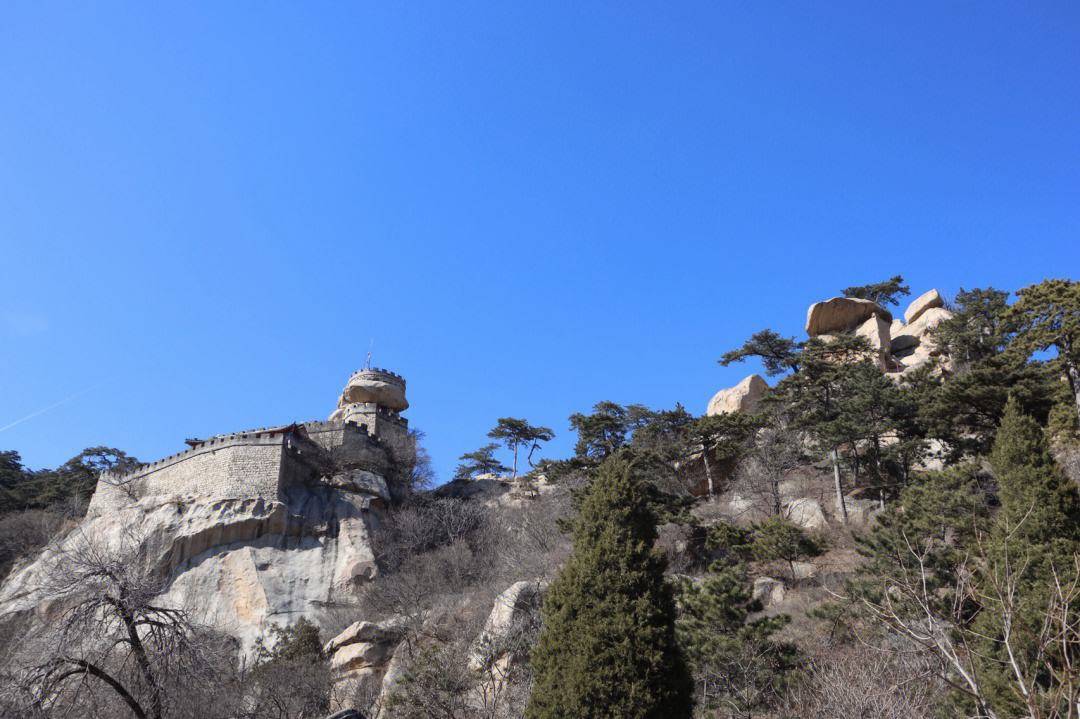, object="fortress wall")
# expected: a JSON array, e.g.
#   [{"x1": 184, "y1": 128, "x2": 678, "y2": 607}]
[
  {"x1": 89, "y1": 435, "x2": 288, "y2": 515},
  {"x1": 303, "y1": 420, "x2": 391, "y2": 475}
]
